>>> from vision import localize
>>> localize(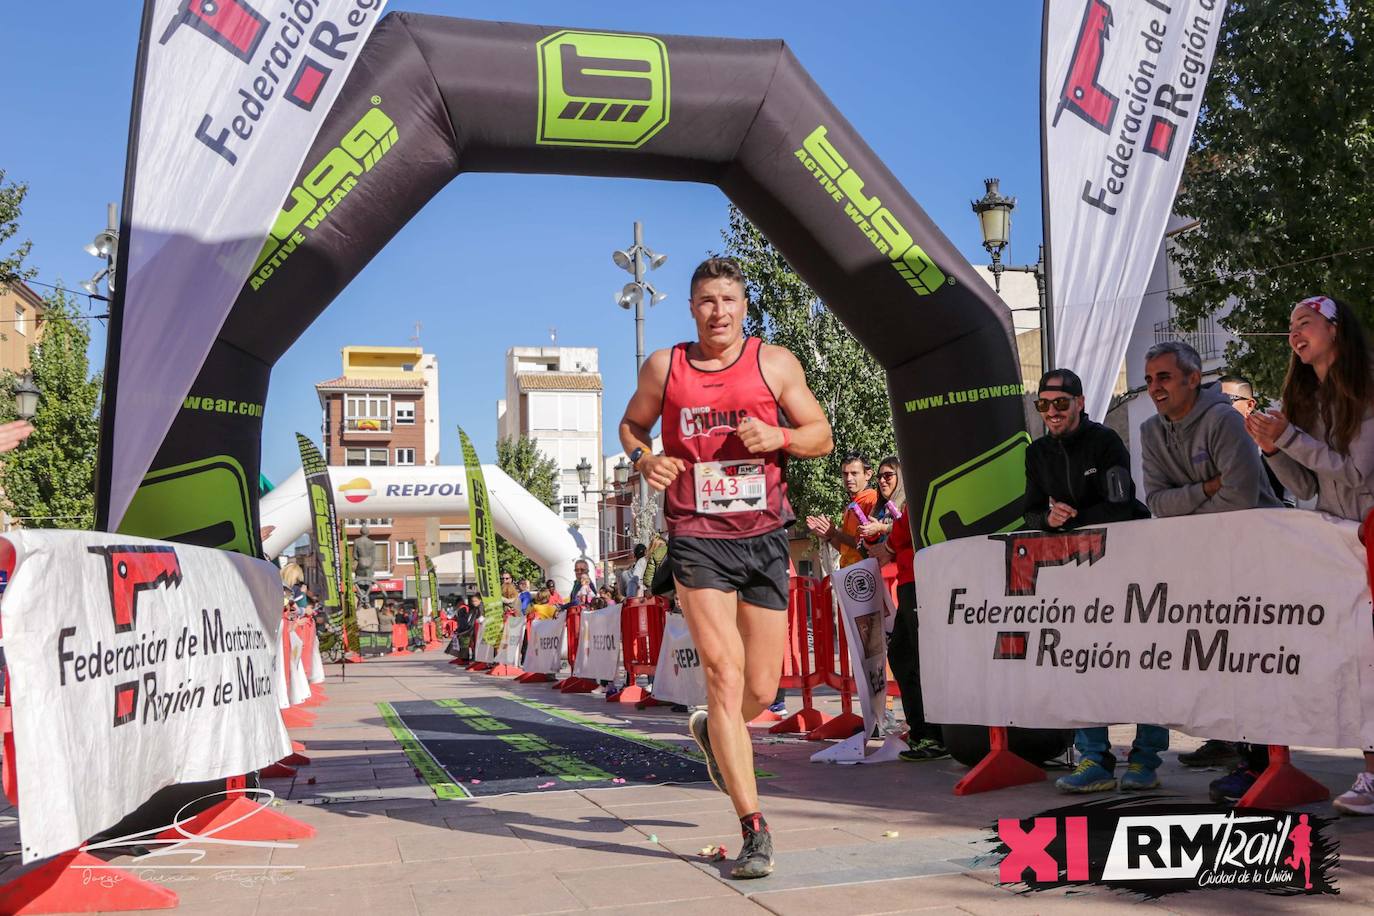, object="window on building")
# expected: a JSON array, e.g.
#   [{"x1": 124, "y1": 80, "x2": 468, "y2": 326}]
[
  {"x1": 562, "y1": 495, "x2": 579, "y2": 520},
  {"x1": 396, "y1": 540, "x2": 416, "y2": 561},
  {"x1": 345, "y1": 448, "x2": 389, "y2": 466},
  {"x1": 395, "y1": 402, "x2": 415, "y2": 425},
  {"x1": 14, "y1": 305, "x2": 25, "y2": 336},
  {"x1": 395, "y1": 447, "x2": 415, "y2": 466},
  {"x1": 345, "y1": 518, "x2": 393, "y2": 528},
  {"x1": 344, "y1": 393, "x2": 391, "y2": 432}
]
